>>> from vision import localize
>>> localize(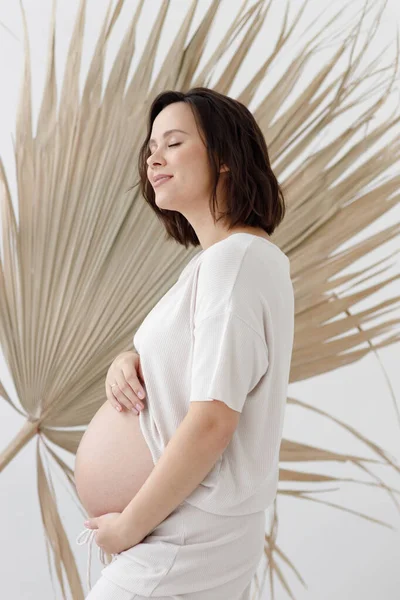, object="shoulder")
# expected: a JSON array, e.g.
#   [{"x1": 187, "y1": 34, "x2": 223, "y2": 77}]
[{"x1": 197, "y1": 235, "x2": 288, "y2": 286}]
